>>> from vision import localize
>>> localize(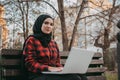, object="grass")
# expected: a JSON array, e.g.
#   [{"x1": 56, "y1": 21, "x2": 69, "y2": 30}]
[{"x1": 105, "y1": 71, "x2": 118, "y2": 80}]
